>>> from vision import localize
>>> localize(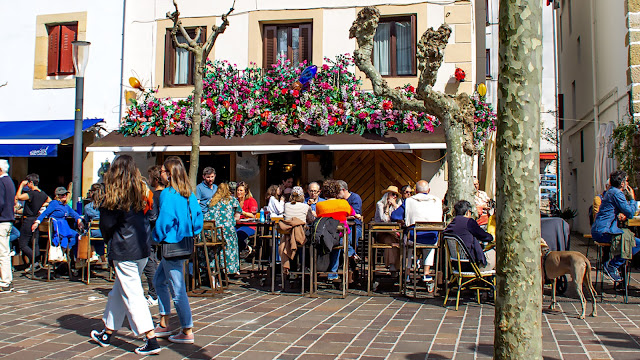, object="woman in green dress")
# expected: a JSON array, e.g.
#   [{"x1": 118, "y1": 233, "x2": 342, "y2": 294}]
[{"x1": 204, "y1": 183, "x2": 242, "y2": 275}]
